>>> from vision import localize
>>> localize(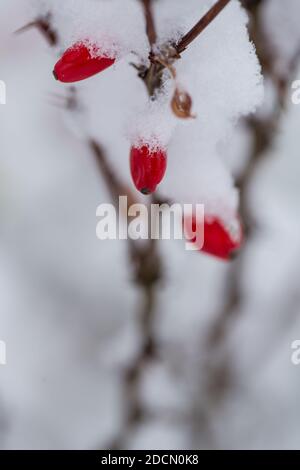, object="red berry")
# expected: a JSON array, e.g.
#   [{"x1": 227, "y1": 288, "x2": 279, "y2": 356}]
[
  {"x1": 184, "y1": 214, "x2": 243, "y2": 260},
  {"x1": 53, "y1": 42, "x2": 115, "y2": 83},
  {"x1": 130, "y1": 145, "x2": 167, "y2": 195}
]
